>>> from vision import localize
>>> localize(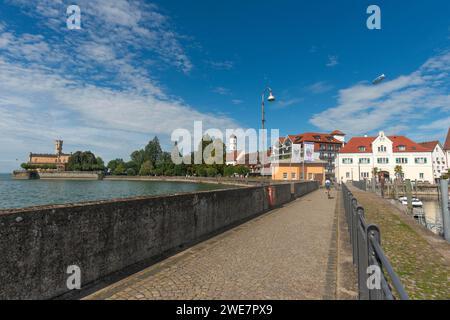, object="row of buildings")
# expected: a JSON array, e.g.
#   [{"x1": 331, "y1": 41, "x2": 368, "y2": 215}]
[
  {"x1": 272, "y1": 129, "x2": 450, "y2": 183},
  {"x1": 227, "y1": 128, "x2": 450, "y2": 184},
  {"x1": 26, "y1": 129, "x2": 450, "y2": 184}
]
